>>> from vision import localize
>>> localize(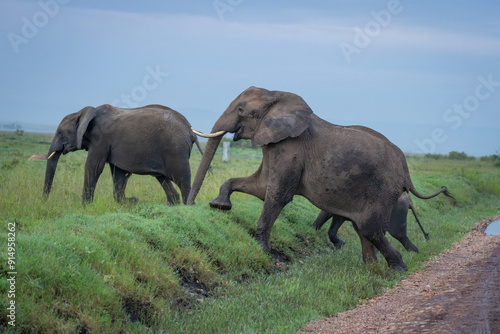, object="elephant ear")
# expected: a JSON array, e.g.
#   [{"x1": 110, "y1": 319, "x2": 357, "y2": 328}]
[
  {"x1": 76, "y1": 106, "x2": 98, "y2": 149},
  {"x1": 252, "y1": 92, "x2": 312, "y2": 147}
]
